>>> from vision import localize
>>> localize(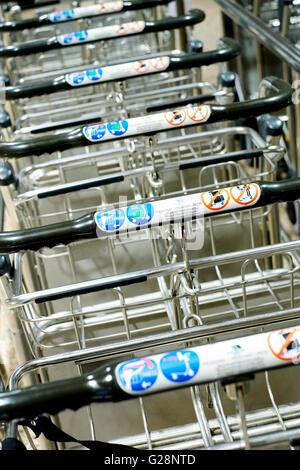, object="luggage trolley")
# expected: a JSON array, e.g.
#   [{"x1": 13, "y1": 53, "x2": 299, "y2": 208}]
[
  {"x1": 0, "y1": 8, "x2": 205, "y2": 81},
  {"x1": 0, "y1": 75, "x2": 290, "y2": 226},
  {"x1": 1, "y1": 313, "x2": 300, "y2": 449},
  {"x1": 1, "y1": 38, "x2": 240, "y2": 144},
  {"x1": 0, "y1": 3, "x2": 299, "y2": 452},
  {"x1": 0, "y1": 0, "x2": 171, "y2": 46},
  {"x1": 0, "y1": 77, "x2": 293, "y2": 361}
]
